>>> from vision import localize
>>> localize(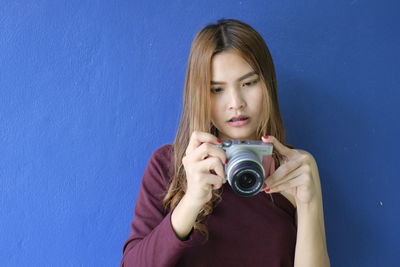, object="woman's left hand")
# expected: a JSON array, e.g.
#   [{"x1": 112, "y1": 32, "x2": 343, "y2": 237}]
[{"x1": 262, "y1": 135, "x2": 320, "y2": 206}]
